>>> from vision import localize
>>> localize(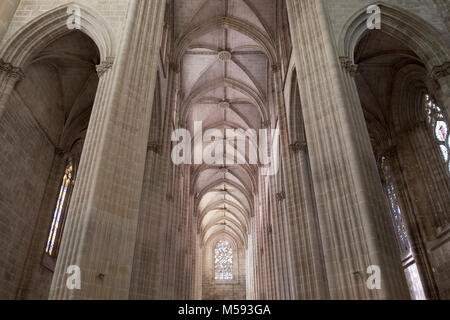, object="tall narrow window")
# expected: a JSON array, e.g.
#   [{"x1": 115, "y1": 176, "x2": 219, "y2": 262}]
[
  {"x1": 214, "y1": 240, "x2": 233, "y2": 280},
  {"x1": 381, "y1": 157, "x2": 426, "y2": 300},
  {"x1": 45, "y1": 162, "x2": 74, "y2": 257},
  {"x1": 424, "y1": 94, "x2": 450, "y2": 173},
  {"x1": 382, "y1": 157, "x2": 411, "y2": 256}
]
